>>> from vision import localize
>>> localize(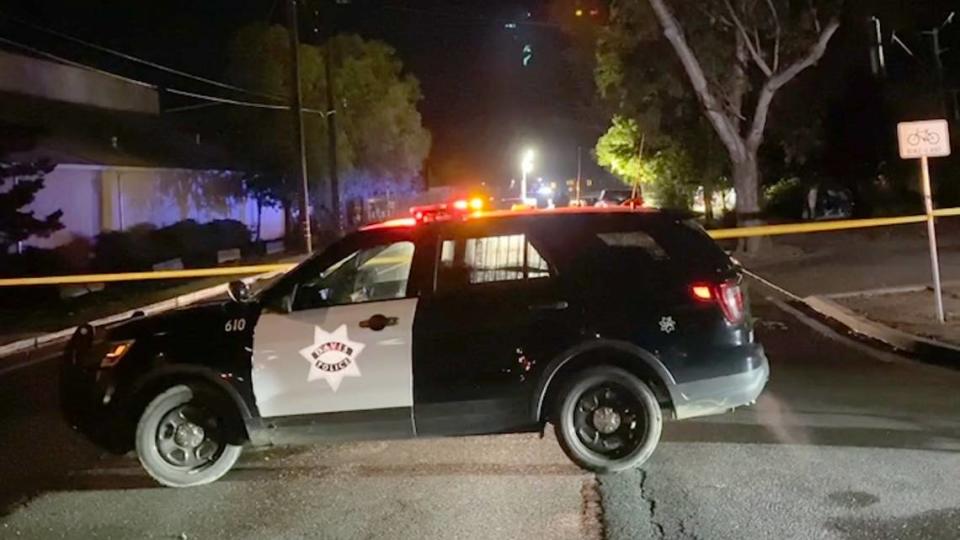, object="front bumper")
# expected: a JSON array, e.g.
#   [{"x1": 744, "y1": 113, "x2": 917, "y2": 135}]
[
  {"x1": 60, "y1": 329, "x2": 130, "y2": 452},
  {"x1": 668, "y1": 345, "x2": 770, "y2": 420}
]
